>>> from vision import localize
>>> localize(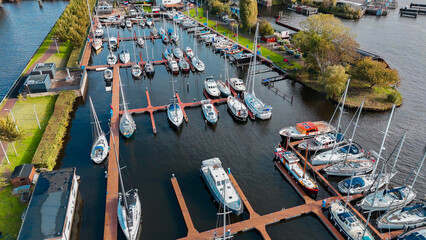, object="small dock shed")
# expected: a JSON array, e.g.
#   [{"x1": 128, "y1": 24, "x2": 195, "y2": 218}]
[{"x1": 10, "y1": 164, "x2": 36, "y2": 187}]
